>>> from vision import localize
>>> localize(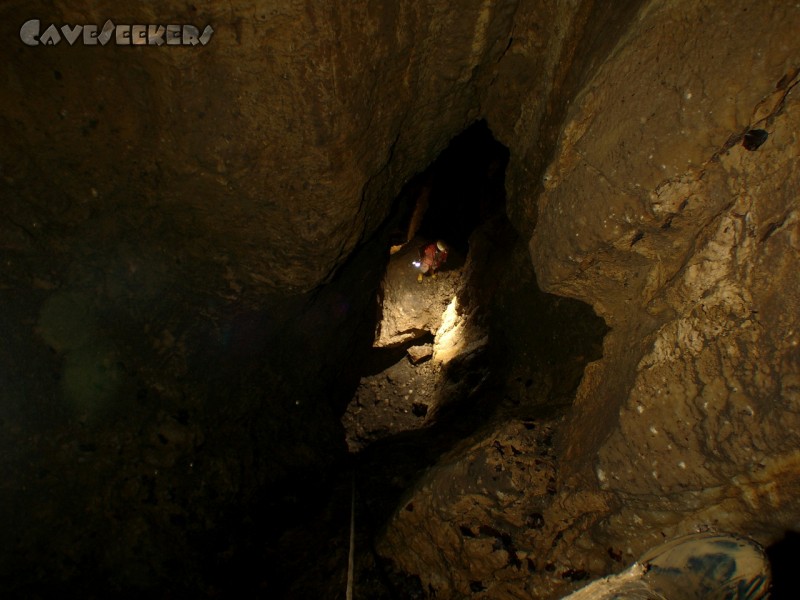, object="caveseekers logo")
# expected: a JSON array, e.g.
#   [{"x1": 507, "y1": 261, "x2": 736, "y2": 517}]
[{"x1": 20, "y1": 19, "x2": 214, "y2": 46}]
